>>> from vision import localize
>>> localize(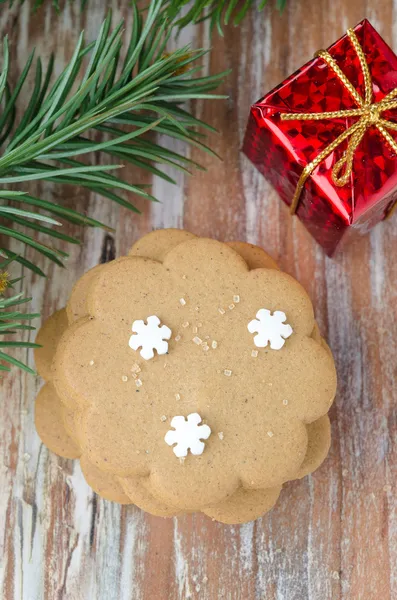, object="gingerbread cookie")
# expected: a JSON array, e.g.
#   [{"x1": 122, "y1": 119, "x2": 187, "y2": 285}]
[{"x1": 34, "y1": 229, "x2": 337, "y2": 524}]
